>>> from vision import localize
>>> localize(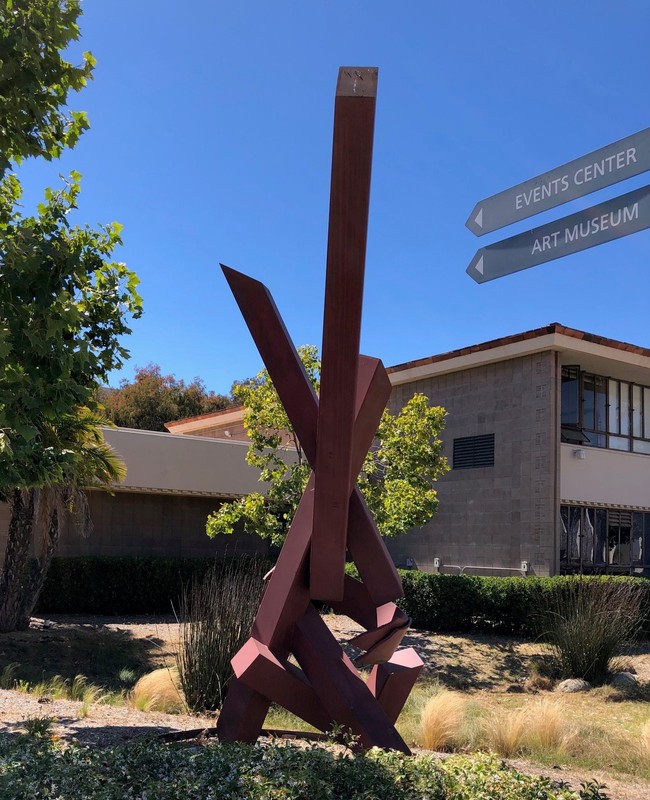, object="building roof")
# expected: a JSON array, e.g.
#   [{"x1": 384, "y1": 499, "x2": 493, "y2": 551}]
[
  {"x1": 388, "y1": 323, "x2": 650, "y2": 375},
  {"x1": 164, "y1": 405, "x2": 245, "y2": 435},
  {"x1": 164, "y1": 324, "x2": 650, "y2": 430},
  {"x1": 165, "y1": 404, "x2": 244, "y2": 429},
  {"x1": 388, "y1": 323, "x2": 650, "y2": 387}
]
